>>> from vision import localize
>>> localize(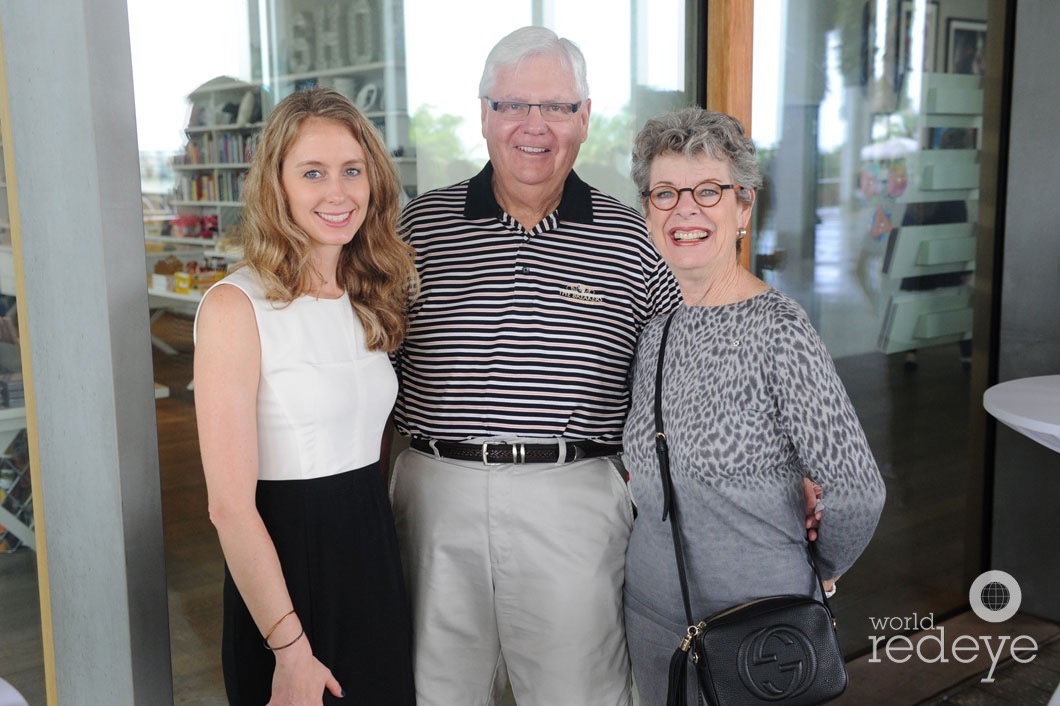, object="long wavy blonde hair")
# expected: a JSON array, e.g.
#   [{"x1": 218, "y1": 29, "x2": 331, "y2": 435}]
[{"x1": 239, "y1": 86, "x2": 417, "y2": 352}]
